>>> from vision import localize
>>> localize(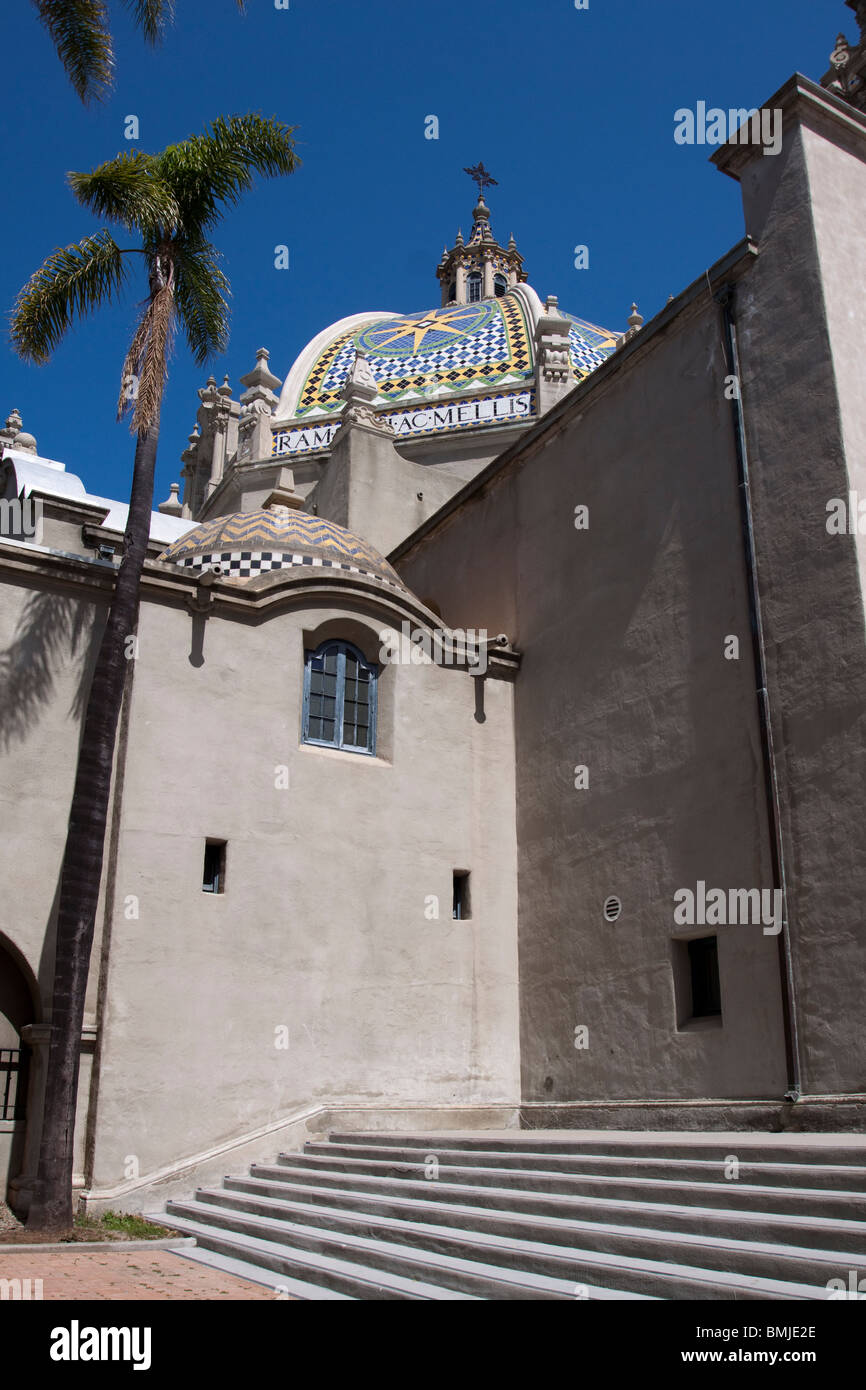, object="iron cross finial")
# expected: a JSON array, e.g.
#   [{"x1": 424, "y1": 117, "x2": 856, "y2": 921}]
[{"x1": 463, "y1": 162, "x2": 498, "y2": 196}]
